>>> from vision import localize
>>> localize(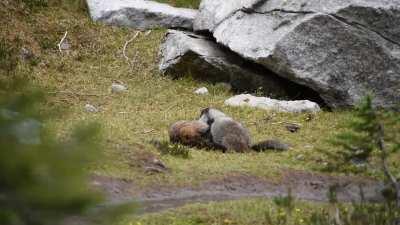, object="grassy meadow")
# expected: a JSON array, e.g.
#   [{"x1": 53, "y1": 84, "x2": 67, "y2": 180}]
[{"x1": 1, "y1": 1, "x2": 399, "y2": 224}]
